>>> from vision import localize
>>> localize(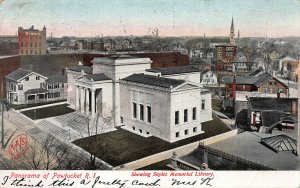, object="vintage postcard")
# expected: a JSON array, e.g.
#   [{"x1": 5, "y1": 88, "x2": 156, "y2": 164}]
[{"x1": 0, "y1": 0, "x2": 299, "y2": 187}]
